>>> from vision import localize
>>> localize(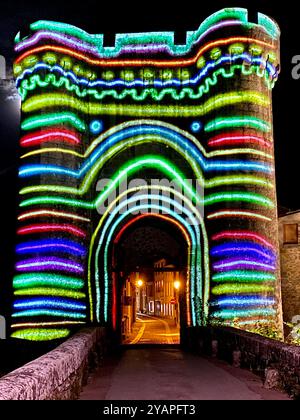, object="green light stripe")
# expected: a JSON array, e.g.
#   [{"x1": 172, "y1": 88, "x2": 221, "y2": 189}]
[
  {"x1": 13, "y1": 274, "x2": 84, "y2": 289},
  {"x1": 212, "y1": 271, "x2": 276, "y2": 282},
  {"x1": 205, "y1": 116, "x2": 271, "y2": 132},
  {"x1": 26, "y1": 9, "x2": 250, "y2": 53},
  {"x1": 11, "y1": 329, "x2": 70, "y2": 341},
  {"x1": 211, "y1": 284, "x2": 274, "y2": 295},
  {"x1": 22, "y1": 92, "x2": 270, "y2": 117},
  {"x1": 18, "y1": 65, "x2": 274, "y2": 102},
  {"x1": 21, "y1": 112, "x2": 86, "y2": 131}
]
